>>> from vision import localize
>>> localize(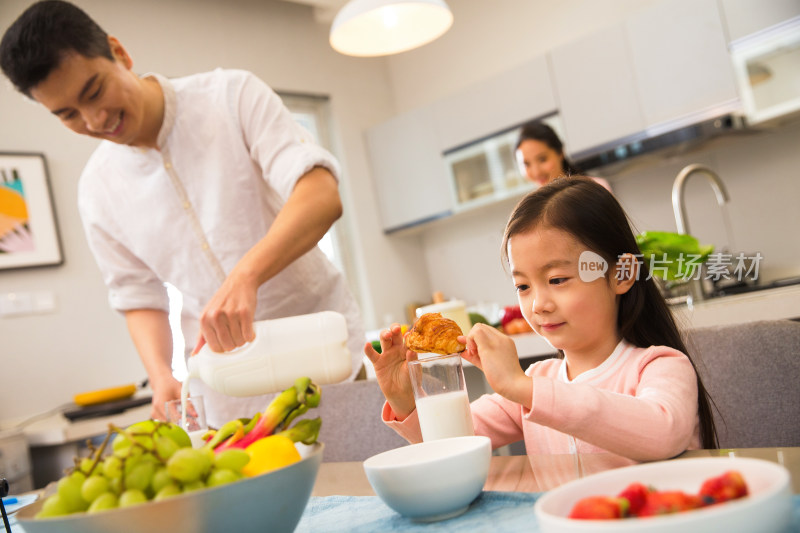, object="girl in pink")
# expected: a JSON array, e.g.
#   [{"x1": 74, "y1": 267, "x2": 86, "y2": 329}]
[{"x1": 364, "y1": 177, "x2": 718, "y2": 461}]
